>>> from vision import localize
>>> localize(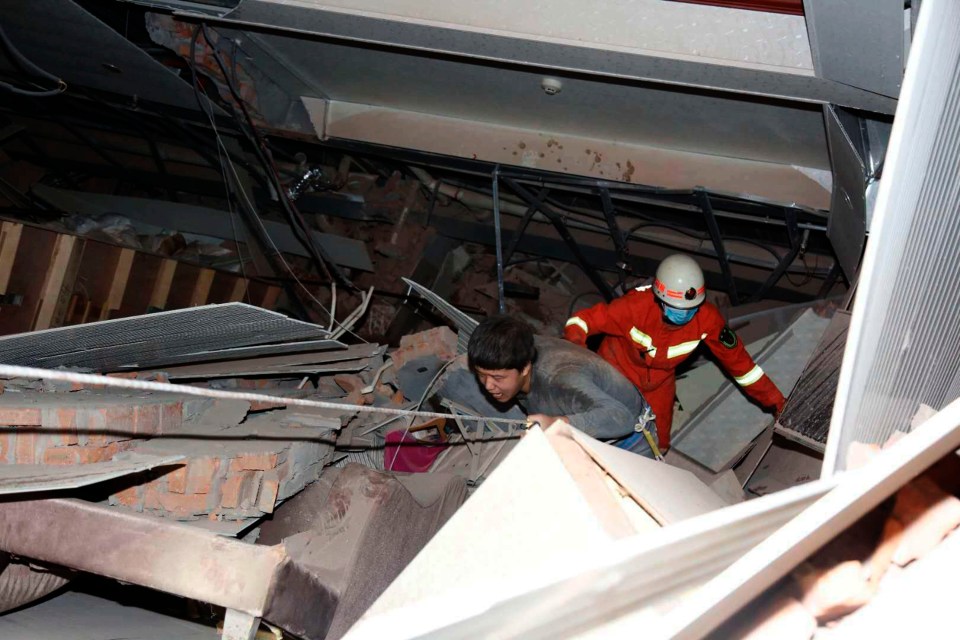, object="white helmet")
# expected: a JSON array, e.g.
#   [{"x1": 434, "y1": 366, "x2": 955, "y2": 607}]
[{"x1": 653, "y1": 254, "x2": 705, "y2": 309}]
